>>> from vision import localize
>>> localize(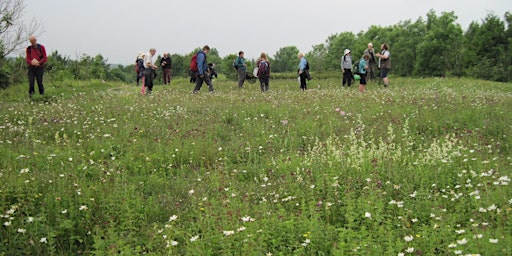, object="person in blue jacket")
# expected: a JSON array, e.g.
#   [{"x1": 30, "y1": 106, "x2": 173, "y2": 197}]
[{"x1": 193, "y1": 45, "x2": 215, "y2": 93}]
